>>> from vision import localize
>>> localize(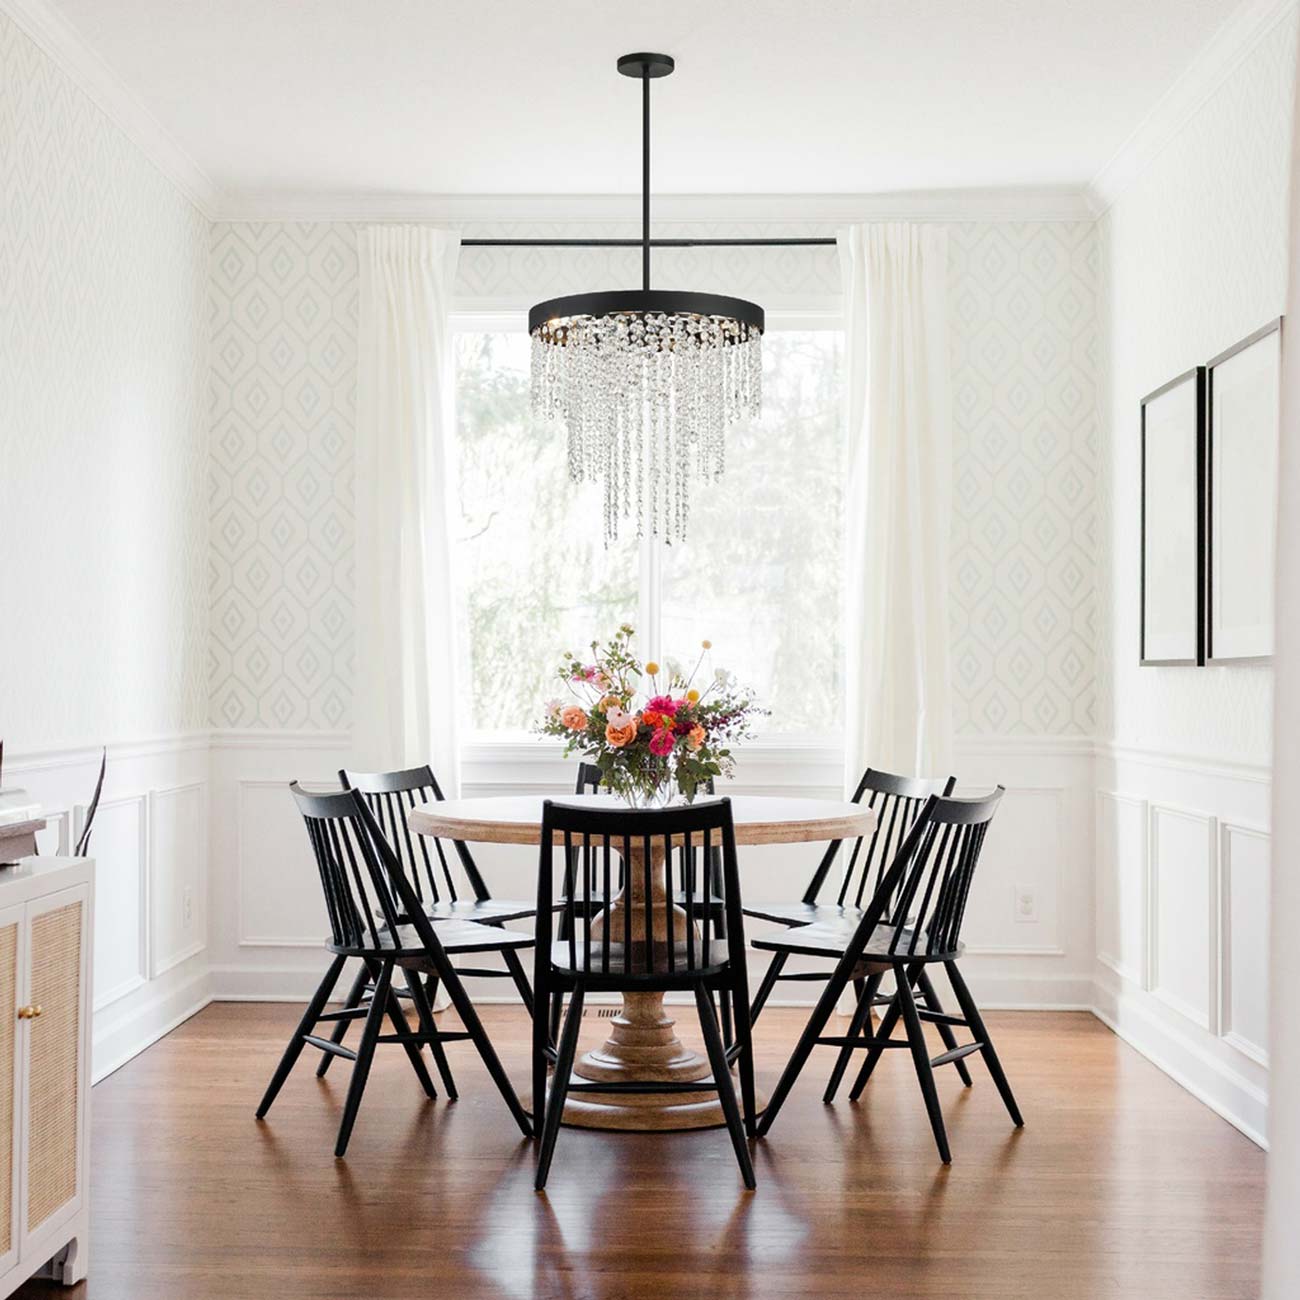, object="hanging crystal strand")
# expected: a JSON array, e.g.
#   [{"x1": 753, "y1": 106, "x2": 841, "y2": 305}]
[{"x1": 530, "y1": 306, "x2": 762, "y2": 542}]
